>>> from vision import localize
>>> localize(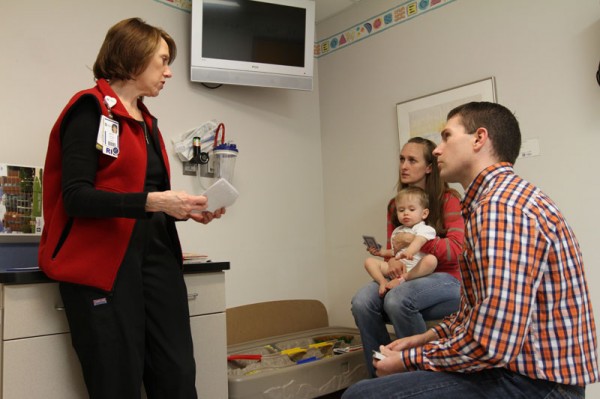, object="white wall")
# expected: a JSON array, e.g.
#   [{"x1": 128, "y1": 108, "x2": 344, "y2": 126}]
[
  {"x1": 2, "y1": 0, "x2": 600, "y2": 391},
  {"x1": 0, "y1": 0, "x2": 328, "y2": 308},
  {"x1": 317, "y1": 0, "x2": 600, "y2": 393}
]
